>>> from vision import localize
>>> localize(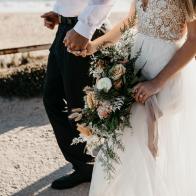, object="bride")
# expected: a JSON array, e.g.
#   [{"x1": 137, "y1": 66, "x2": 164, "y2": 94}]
[{"x1": 71, "y1": 0, "x2": 196, "y2": 195}]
